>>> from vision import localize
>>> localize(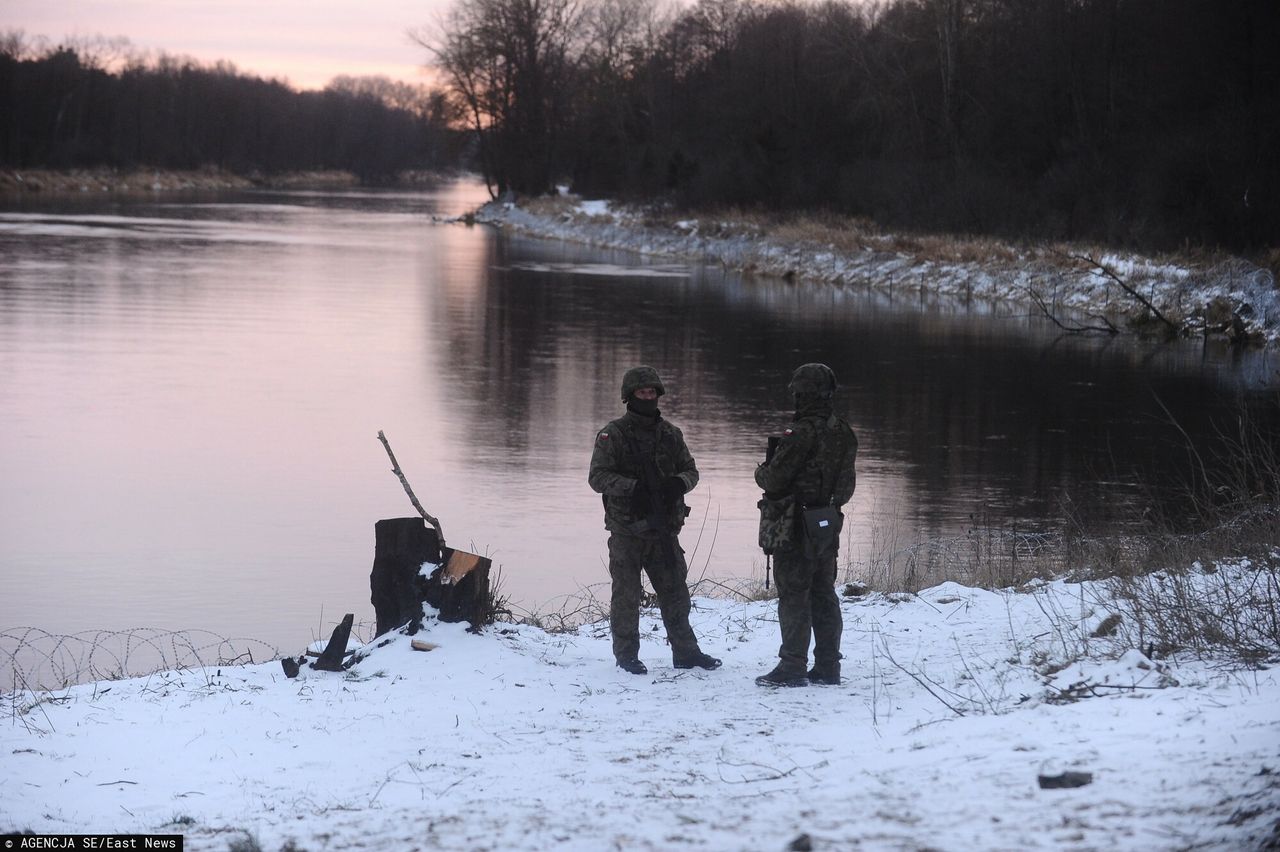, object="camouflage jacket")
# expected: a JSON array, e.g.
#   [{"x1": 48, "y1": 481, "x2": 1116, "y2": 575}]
[
  {"x1": 755, "y1": 404, "x2": 857, "y2": 509},
  {"x1": 588, "y1": 410, "x2": 699, "y2": 535}
]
